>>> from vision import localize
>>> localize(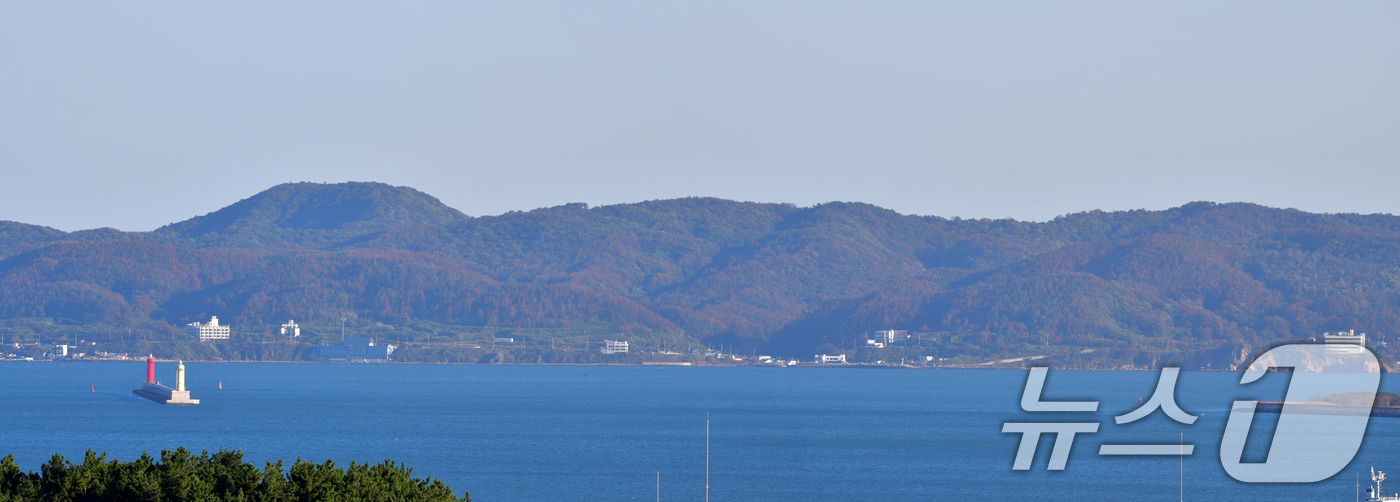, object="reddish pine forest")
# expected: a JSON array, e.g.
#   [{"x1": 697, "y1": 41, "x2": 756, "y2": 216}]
[{"x1": 1, "y1": 182, "x2": 1397, "y2": 368}]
